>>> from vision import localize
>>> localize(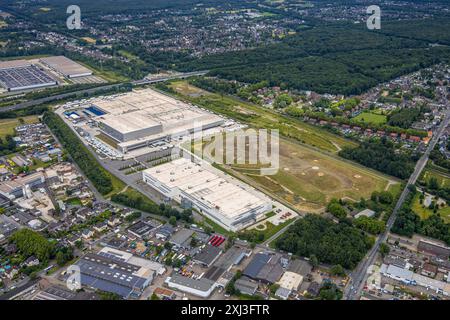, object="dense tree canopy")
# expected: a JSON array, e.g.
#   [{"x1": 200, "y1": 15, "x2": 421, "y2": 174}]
[
  {"x1": 275, "y1": 214, "x2": 374, "y2": 269},
  {"x1": 339, "y1": 140, "x2": 415, "y2": 180},
  {"x1": 10, "y1": 229, "x2": 55, "y2": 262}
]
